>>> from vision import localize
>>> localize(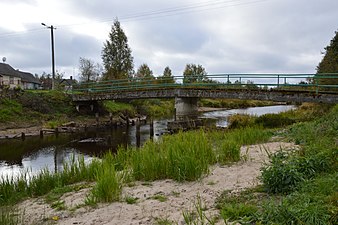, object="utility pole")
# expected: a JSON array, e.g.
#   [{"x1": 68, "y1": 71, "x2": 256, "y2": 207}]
[{"x1": 41, "y1": 23, "x2": 56, "y2": 90}]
